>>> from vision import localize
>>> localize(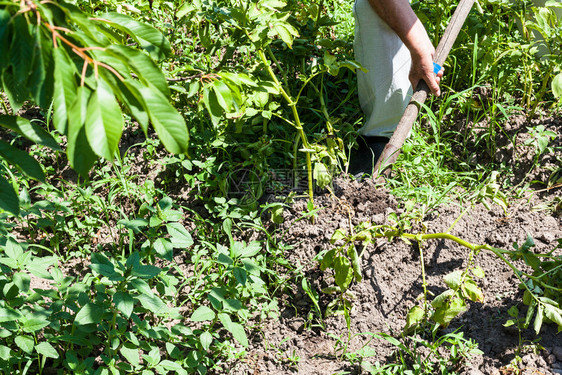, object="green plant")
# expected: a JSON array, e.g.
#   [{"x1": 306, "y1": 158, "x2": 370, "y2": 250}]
[
  {"x1": 355, "y1": 329, "x2": 482, "y2": 375},
  {"x1": 0, "y1": 0, "x2": 189, "y2": 215},
  {"x1": 319, "y1": 218, "x2": 562, "y2": 335},
  {"x1": 524, "y1": 124, "x2": 557, "y2": 161}
]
